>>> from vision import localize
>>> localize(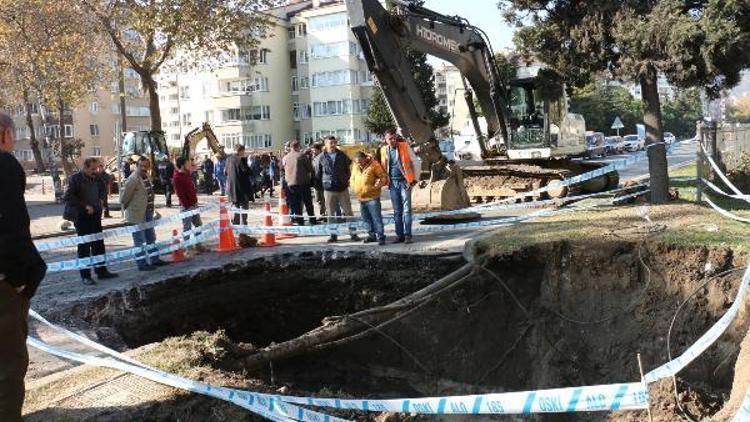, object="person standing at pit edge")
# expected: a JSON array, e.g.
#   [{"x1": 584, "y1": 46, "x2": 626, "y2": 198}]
[
  {"x1": 226, "y1": 144, "x2": 252, "y2": 225},
  {"x1": 380, "y1": 129, "x2": 419, "y2": 244},
  {"x1": 314, "y1": 136, "x2": 359, "y2": 243},
  {"x1": 63, "y1": 157, "x2": 119, "y2": 285},
  {"x1": 173, "y1": 157, "x2": 210, "y2": 254},
  {"x1": 121, "y1": 157, "x2": 169, "y2": 271},
  {"x1": 157, "y1": 156, "x2": 175, "y2": 208},
  {"x1": 351, "y1": 151, "x2": 388, "y2": 245},
  {"x1": 0, "y1": 112, "x2": 47, "y2": 421}
]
